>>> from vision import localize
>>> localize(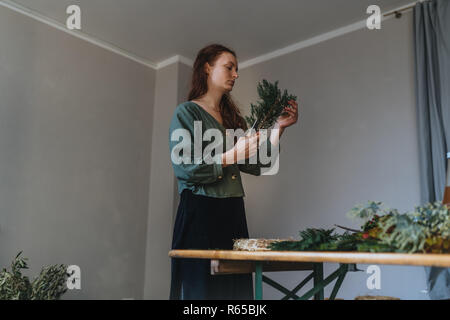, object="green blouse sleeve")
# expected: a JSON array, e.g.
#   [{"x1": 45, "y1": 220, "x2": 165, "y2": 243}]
[
  {"x1": 169, "y1": 105, "x2": 224, "y2": 185},
  {"x1": 238, "y1": 137, "x2": 280, "y2": 176}
]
